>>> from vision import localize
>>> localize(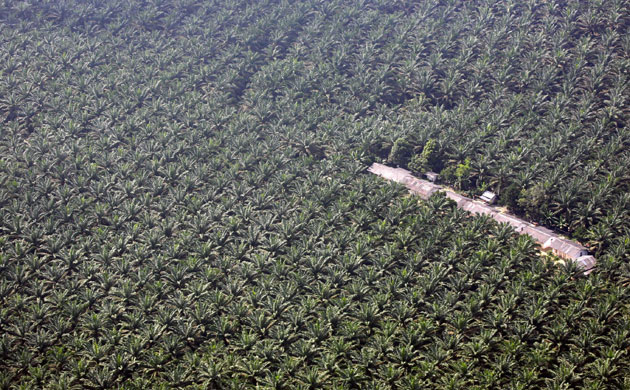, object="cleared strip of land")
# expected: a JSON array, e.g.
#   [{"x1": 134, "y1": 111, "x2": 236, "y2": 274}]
[{"x1": 368, "y1": 163, "x2": 596, "y2": 274}]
